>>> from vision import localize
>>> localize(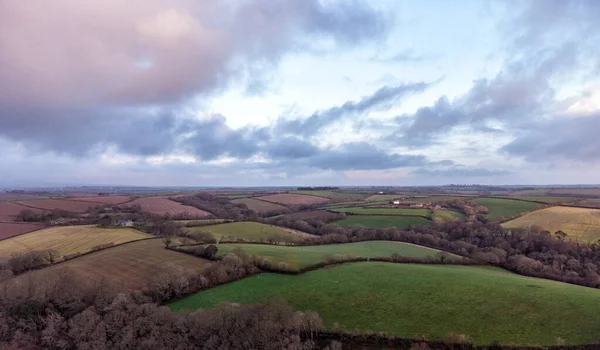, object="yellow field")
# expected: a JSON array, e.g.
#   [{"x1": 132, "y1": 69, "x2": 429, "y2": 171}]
[
  {"x1": 0, "y1": 225, "x2": 151, "y2": 259},
  {"x1": 502, "y1": 206, "x2": 600, "y2": 243},
  {"x1": 11, "y1": 239, "x2": 209, "y2": 290}
]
